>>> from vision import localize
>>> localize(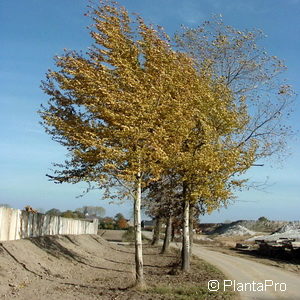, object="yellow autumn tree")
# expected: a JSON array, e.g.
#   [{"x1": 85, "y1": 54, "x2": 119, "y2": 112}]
[
  {"x1": 40, "y1": 0, "x2": 243, "y2": 285},
  {"x1": 140, "y1": 57, "x2": 257, "y2": 270},
  {"x1": 164, "y1": 78, "x2": 257, "y2": 271}
]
